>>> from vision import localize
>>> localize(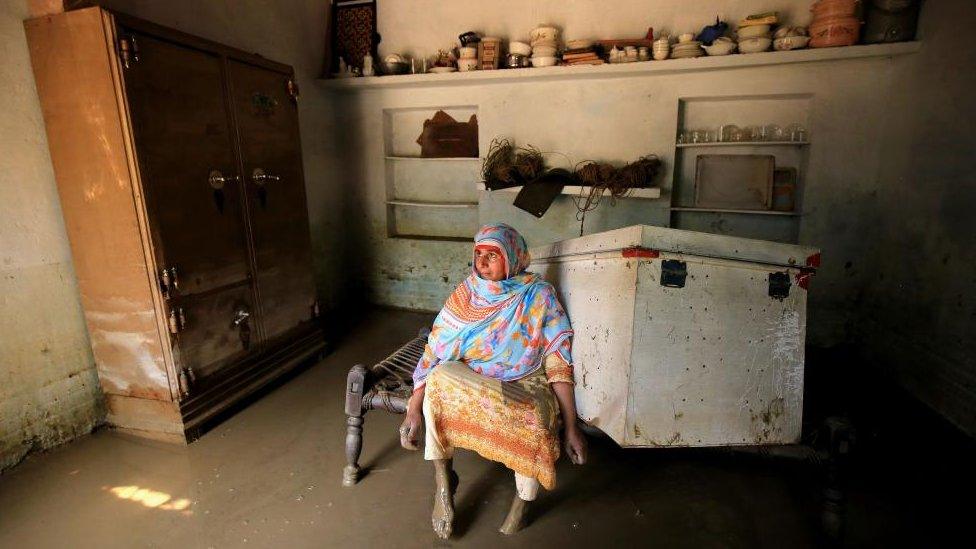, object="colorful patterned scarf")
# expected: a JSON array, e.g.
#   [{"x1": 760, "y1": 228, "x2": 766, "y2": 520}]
[{"x1": 413, "y1": 223, "x2": 573, "y2": 387}]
